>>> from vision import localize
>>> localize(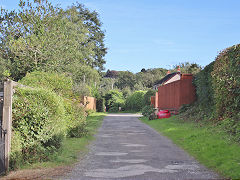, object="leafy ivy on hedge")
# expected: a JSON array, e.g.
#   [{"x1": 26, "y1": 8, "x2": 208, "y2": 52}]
[{"x1": 212, "y1": 45, "x2": 240, "y2": 119}]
